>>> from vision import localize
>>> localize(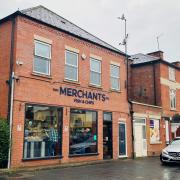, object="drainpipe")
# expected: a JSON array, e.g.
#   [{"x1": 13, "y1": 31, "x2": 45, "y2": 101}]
[
  {"x1": 129, "y1": 101, "x2": 135, "y2": 159},
  {"x1": 7, "y1": 17, "x2": 16, "y2": 169},
  {"x1": 8, "y1": 72, "x2": 15, "y2": 169},
  {"x1": 153, "y1": 63, "x2": 157, "y2": 105}
]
